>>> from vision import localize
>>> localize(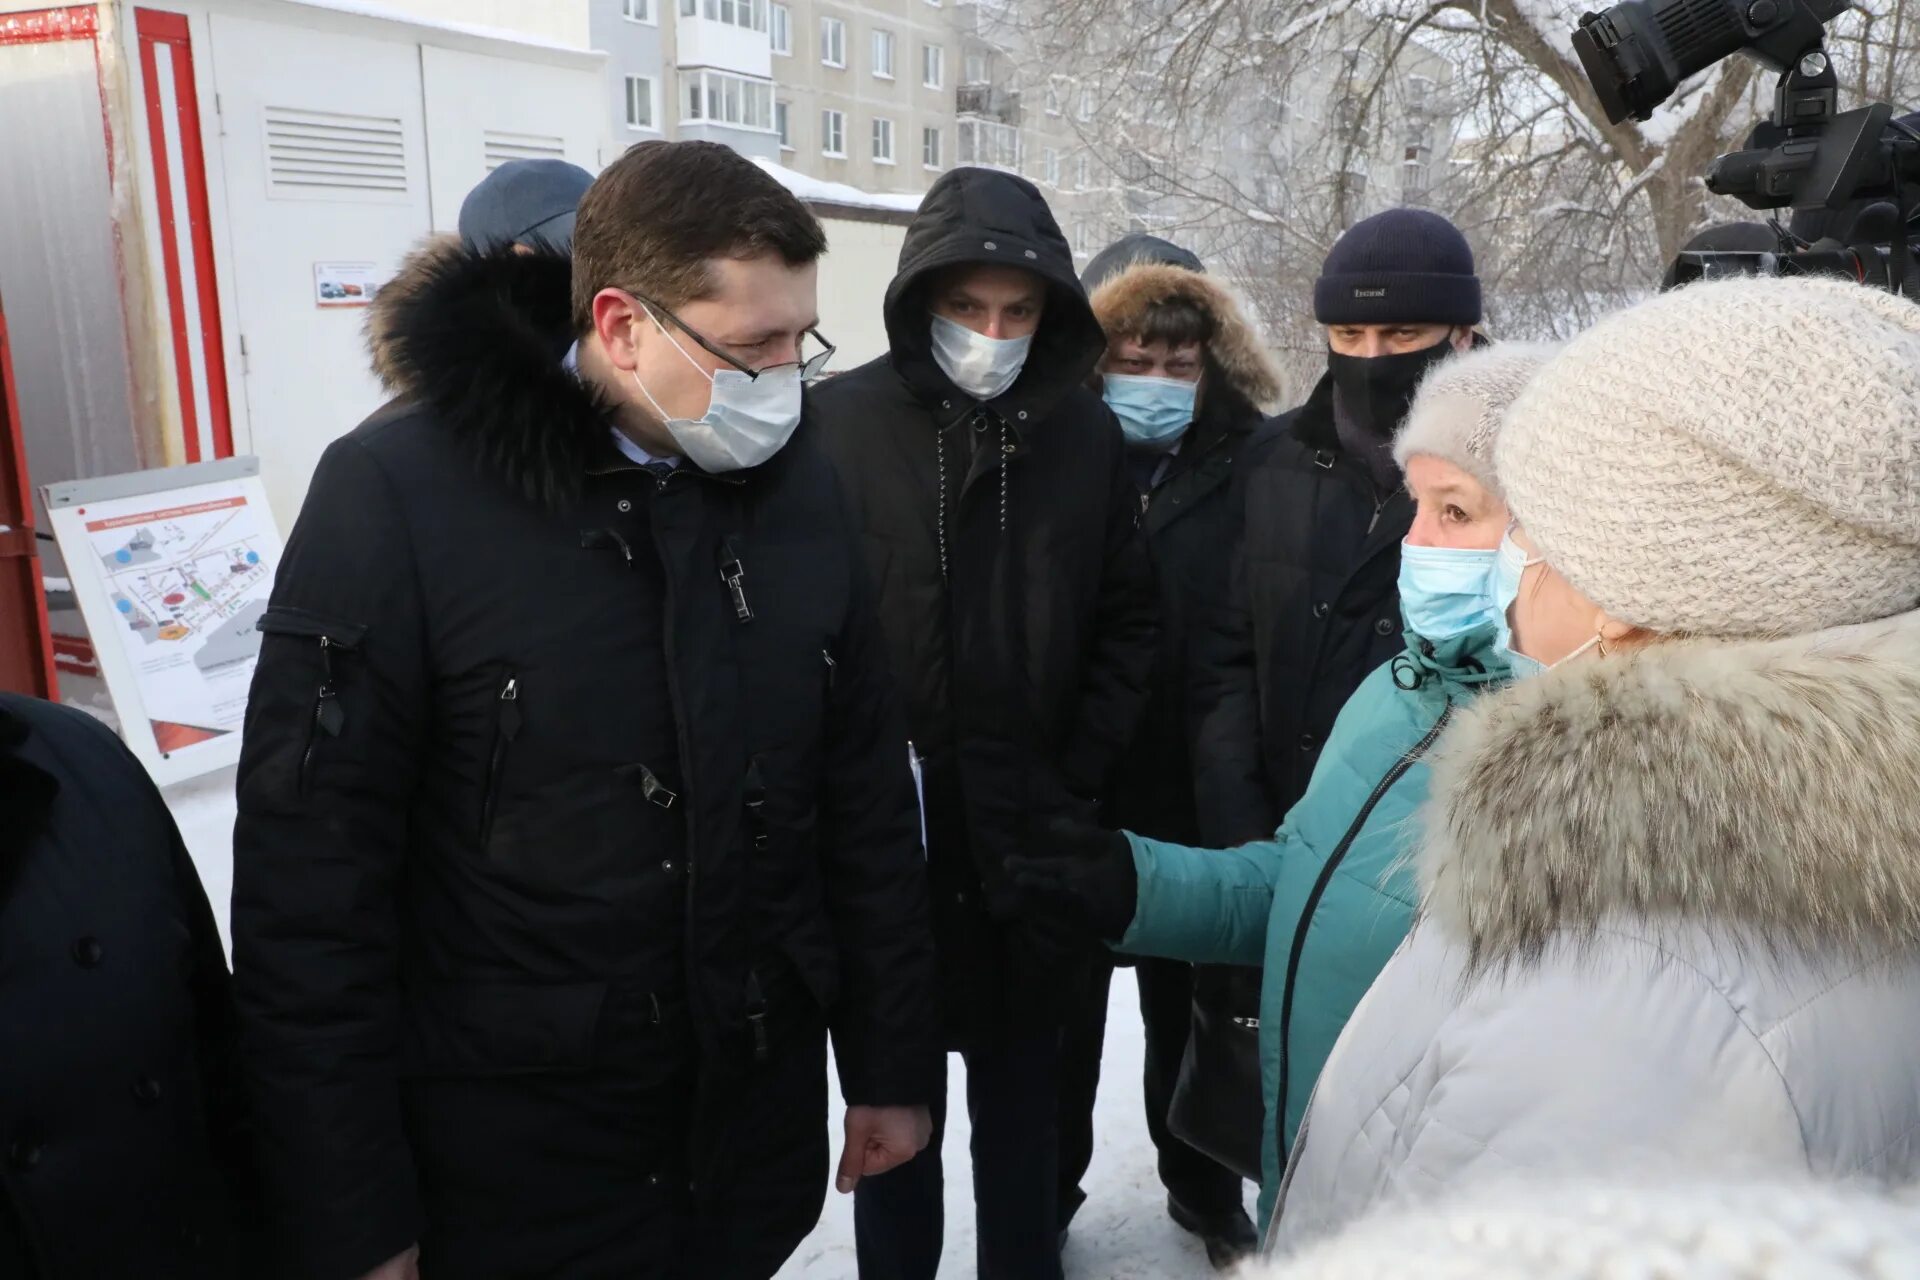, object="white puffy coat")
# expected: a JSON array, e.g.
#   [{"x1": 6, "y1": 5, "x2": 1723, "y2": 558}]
[{"x1": 1271, "y1": 612, "x2": 1920, "y2": 1254}]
